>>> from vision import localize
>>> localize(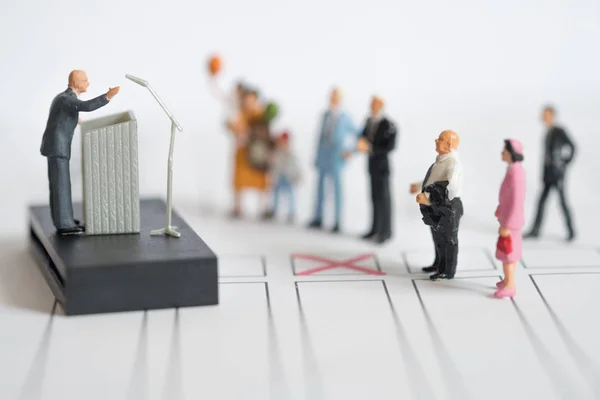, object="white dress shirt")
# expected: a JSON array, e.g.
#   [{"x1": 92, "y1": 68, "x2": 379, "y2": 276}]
[{"x1": 423, "y1": 150, "x2": 462, "y2": 200}]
